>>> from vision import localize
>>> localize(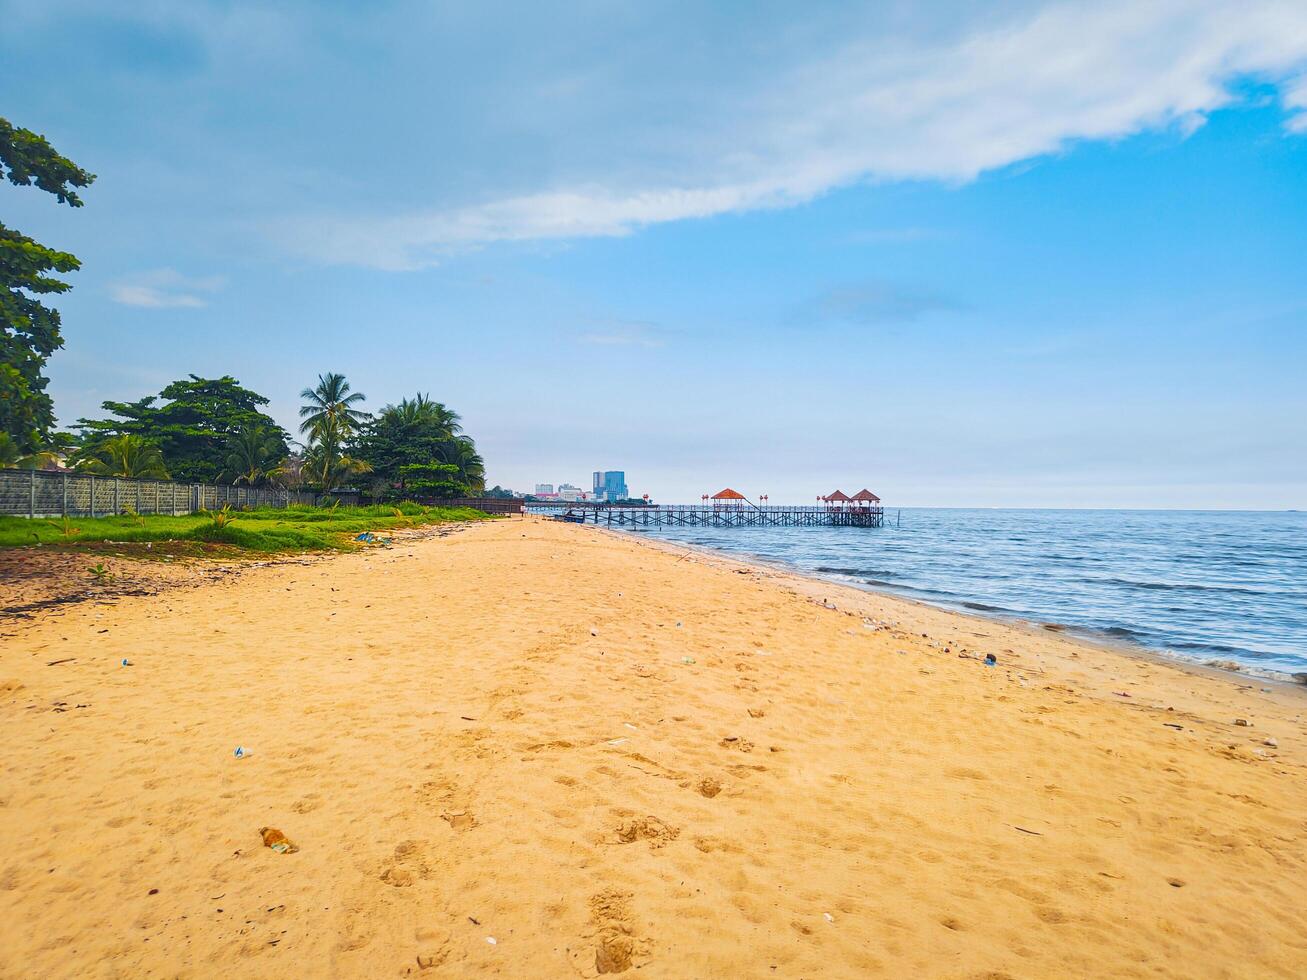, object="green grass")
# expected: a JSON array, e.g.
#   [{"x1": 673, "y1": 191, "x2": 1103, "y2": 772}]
[{"x1": 0, "y1": 503, "x2": 490, "y2": 554}]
